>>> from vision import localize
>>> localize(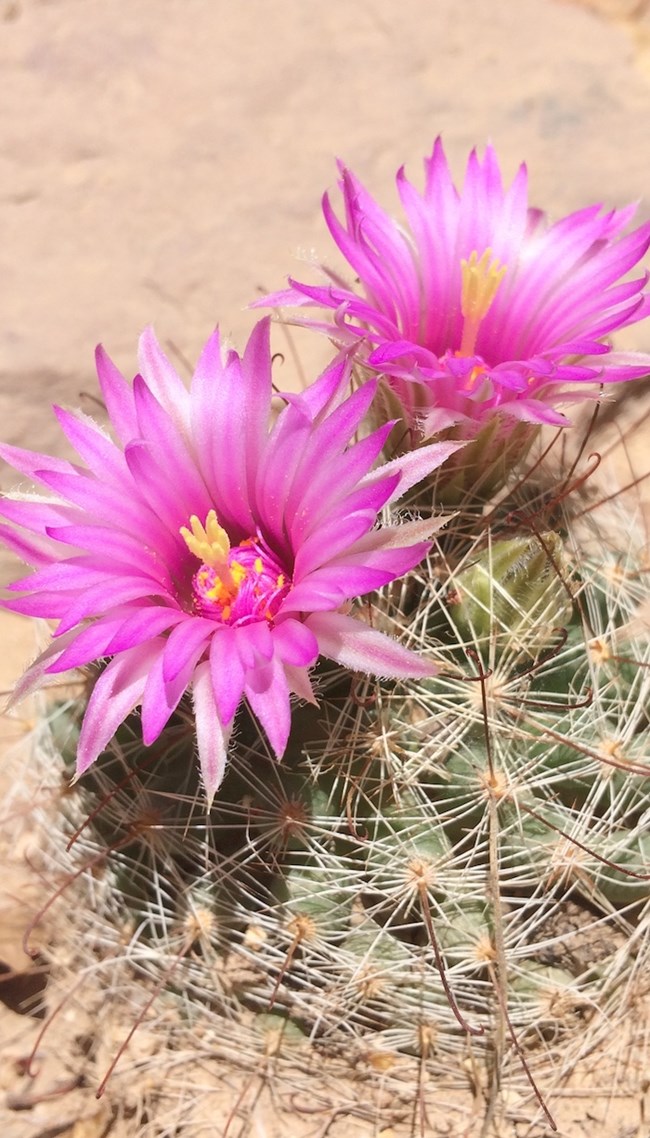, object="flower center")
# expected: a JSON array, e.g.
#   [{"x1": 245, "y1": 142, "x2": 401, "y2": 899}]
[
  {"x1": 180, "y1": 510, "x2": 290, "y2": 625},
  {"x1": 459, "y1": 248, "x2": 507, "y2": 356}
]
